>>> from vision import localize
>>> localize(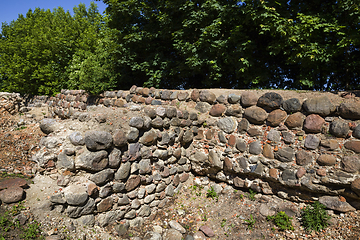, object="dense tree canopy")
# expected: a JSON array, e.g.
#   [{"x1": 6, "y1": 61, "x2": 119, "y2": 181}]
[
  {"x1": 0, "y1": 2, "x2": 114, "y2": 95},
  {"x1": 1, "y1": 0, "x2": 359, "y2": 95},
  {"x1": 103, "y1": 0, "x2": 360, "y2": 90}
]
